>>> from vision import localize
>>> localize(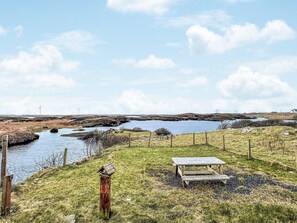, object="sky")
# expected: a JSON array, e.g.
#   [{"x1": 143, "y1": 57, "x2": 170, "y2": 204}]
[{"x1": 1, "y1": 0, "x2": 297, "y2": 115}]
